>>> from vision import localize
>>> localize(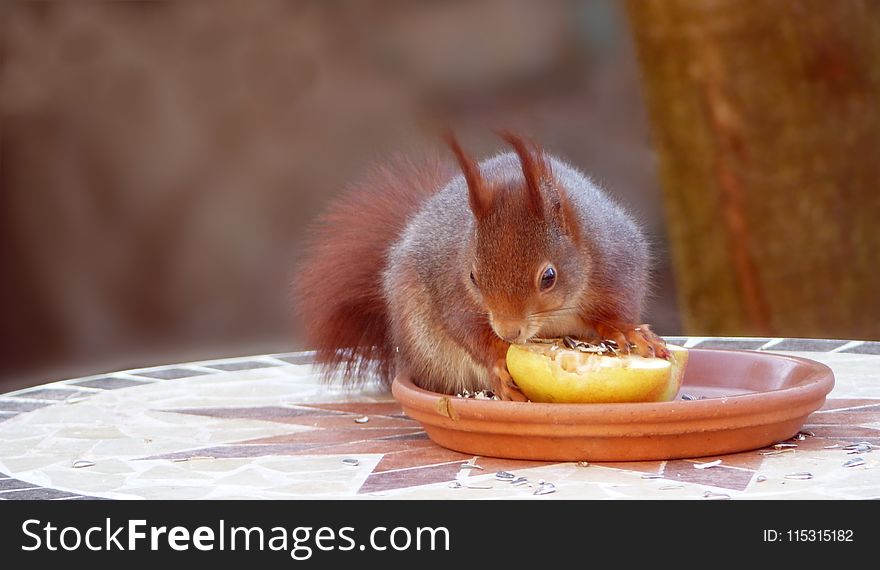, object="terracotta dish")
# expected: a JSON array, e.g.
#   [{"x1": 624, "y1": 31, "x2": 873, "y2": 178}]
[{"x1": 391, "y1": 348, "x2": 835, "y2": 461}]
